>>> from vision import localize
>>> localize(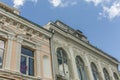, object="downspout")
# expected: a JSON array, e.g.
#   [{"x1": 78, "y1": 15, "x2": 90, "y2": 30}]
[{"x1": 50, "y1": 29, "x2": 56, "y2": 80}]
